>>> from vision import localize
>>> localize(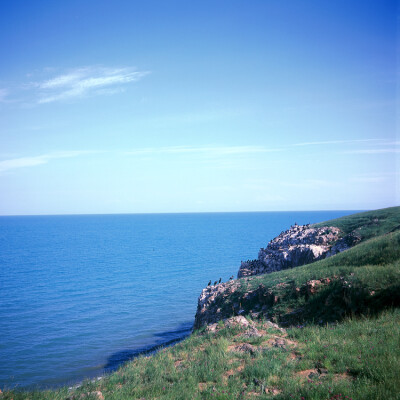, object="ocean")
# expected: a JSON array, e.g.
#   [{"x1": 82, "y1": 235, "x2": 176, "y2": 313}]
[{"x1": 0, "y1": 211, "x2": 357, "y2": 390}]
